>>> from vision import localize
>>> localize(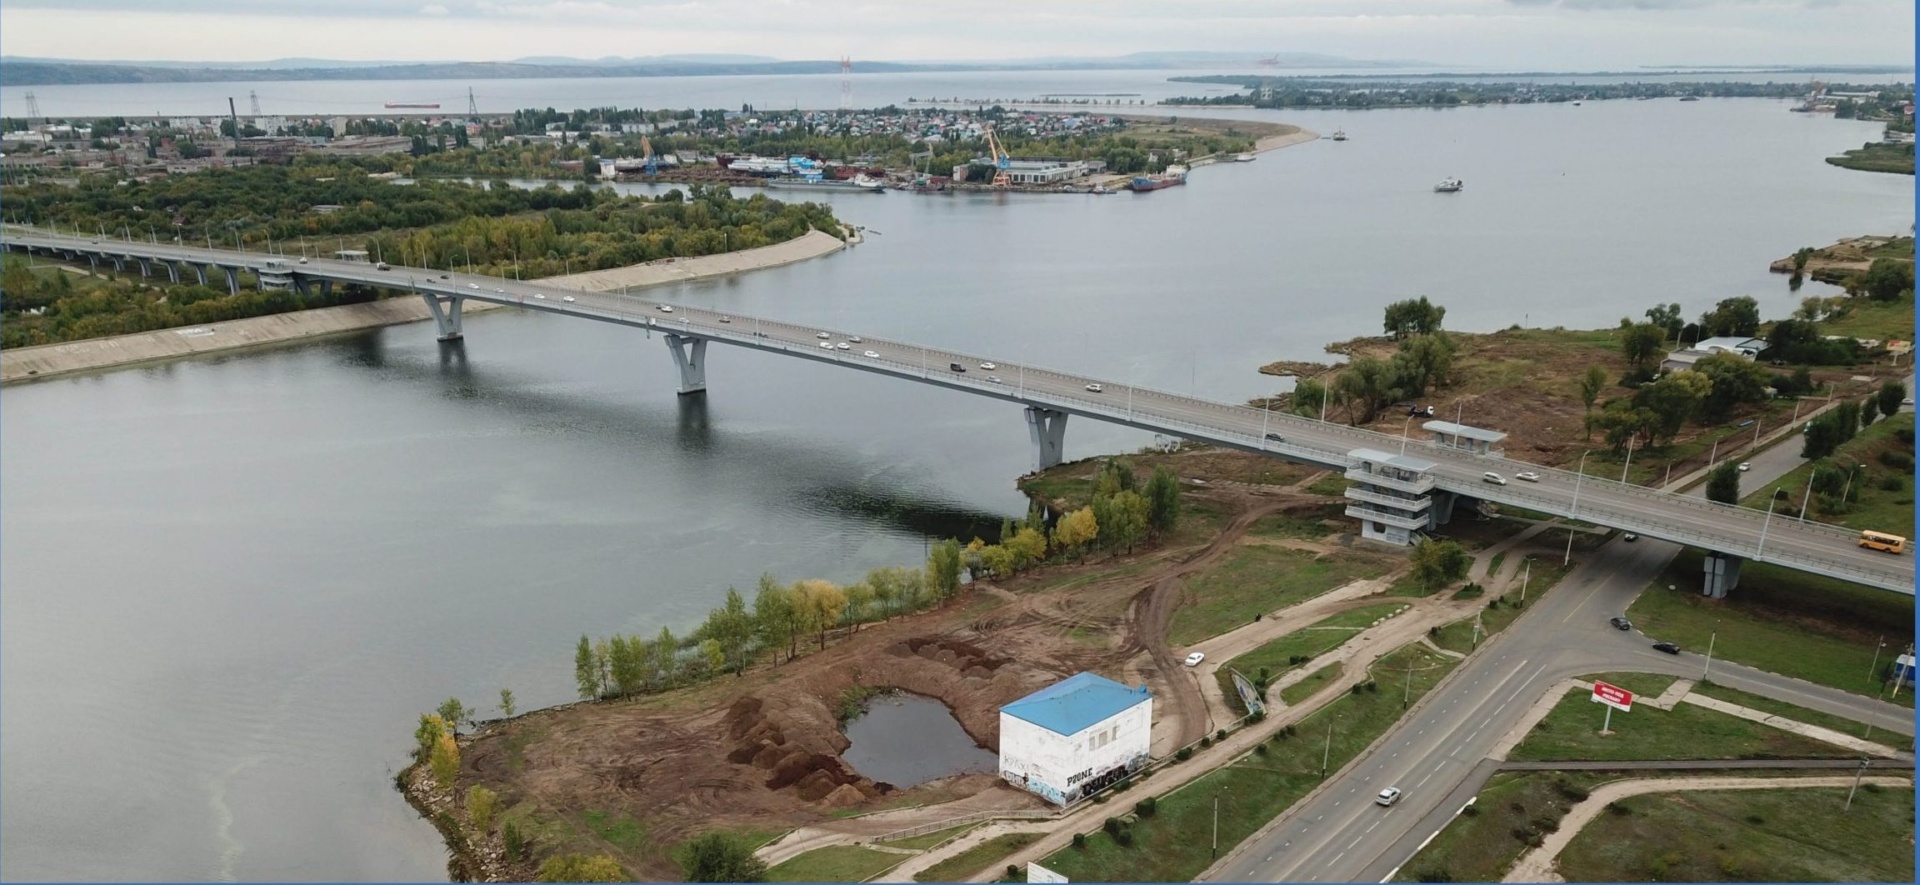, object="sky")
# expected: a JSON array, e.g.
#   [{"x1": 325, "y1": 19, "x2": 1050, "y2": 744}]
[{"x1": 0, "y1": 0, "x2": 1913, "y2": 70}]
